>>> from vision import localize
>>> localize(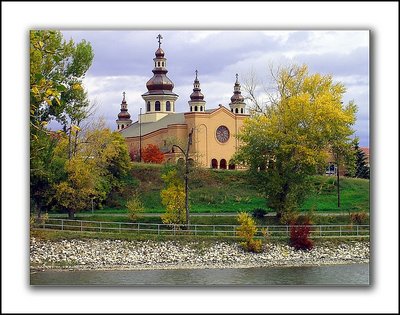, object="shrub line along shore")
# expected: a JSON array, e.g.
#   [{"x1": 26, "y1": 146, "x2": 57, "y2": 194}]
[{"x1": 30, "y1": 238, "x2": 369, "y2": 272}]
